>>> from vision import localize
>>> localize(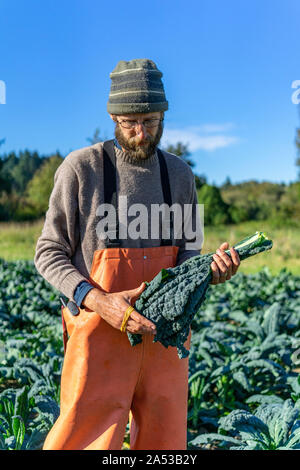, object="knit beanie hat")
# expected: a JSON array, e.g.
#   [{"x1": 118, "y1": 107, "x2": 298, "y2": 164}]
[{"x1": 107, "y1": 58, "x2": 168, "y2": 115}]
